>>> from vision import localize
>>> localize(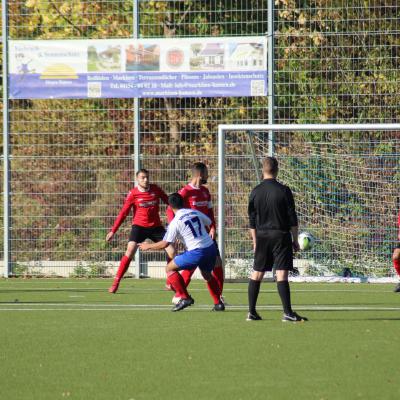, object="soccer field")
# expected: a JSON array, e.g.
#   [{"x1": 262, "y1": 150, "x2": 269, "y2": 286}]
[{"x1": 0, "y1": 279, "x2": 399, "y2": 400}]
